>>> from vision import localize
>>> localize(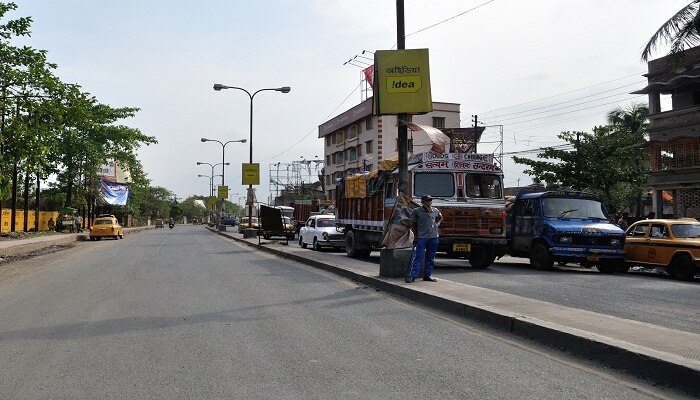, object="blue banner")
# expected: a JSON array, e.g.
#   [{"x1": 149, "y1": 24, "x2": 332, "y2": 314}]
[{"x1": 100, "y1": 179, "x2": 130, "y2": 205}]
